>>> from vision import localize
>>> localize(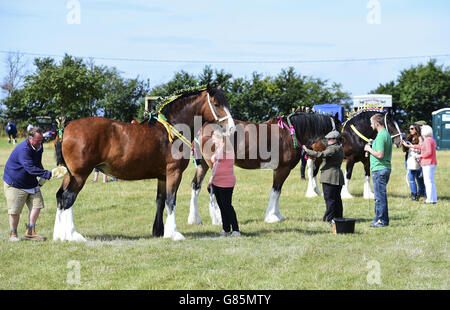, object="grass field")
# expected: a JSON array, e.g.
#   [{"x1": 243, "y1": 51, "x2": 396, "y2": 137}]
[{"x1": 0, "y1": 138, "x2": 448, "y2": 290}]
